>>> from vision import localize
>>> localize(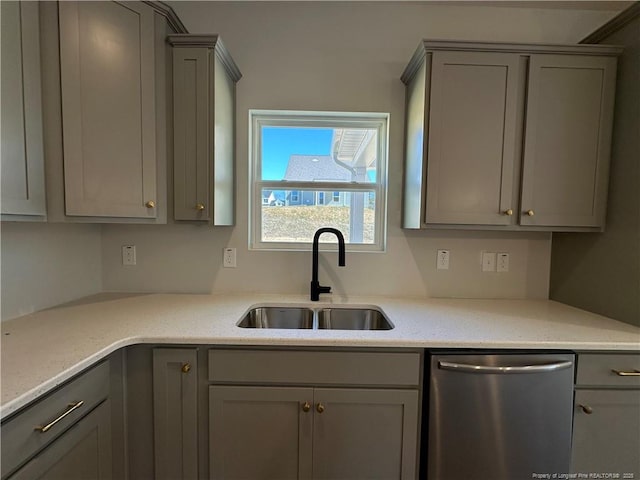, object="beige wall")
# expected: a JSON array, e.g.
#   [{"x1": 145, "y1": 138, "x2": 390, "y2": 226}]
[
  {"x1": 99, "y1": 2, "x2": 618, "y2": 300},
  {"x1": 1, "y1": 223, "x2": 102, "y2": 320},
  {"x1": 550, "y1": 11, "x2": 640, "y2": 326}
]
